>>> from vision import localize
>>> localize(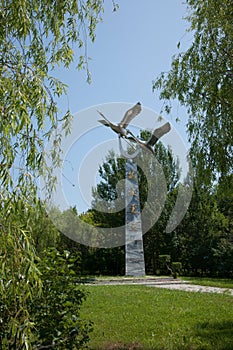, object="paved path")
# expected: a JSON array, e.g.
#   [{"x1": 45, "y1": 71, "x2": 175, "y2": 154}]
[
  {"x1": 88, "y1": 277, "x2": 233, "y2": 296},
  {"x1": 147, "y1": 282, "x2": 233, "y2": 296}
]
